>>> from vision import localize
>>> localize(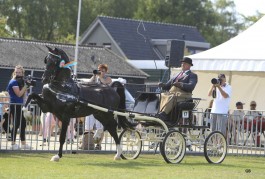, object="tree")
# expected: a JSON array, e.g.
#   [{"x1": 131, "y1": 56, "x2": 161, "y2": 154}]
[
  {"x1": 0, "y1": 16, "x2": 12, "y2": 37},
  {"x1": 0, "y1": 0, "x2": 79, "y2": 42},
  {"x1": 134, "y1": 0, "x2": 245, "y2": 47},
  {"x1": 0, "y1": 0, "x2": 261, "y2": 47},
  {"x1": 240, "y1": 12, "x2": 265, "y2": 29},
  {"x1": 134, "y1": 0, "x2": 217, "y2": 44},
  {"x1": 209, "y1": 0, "x2": 243, "y2": 46},
  {"x1": 91, "y1": 0, "x2": 138, "y2": 18}
]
